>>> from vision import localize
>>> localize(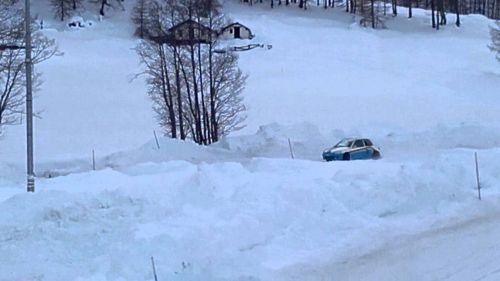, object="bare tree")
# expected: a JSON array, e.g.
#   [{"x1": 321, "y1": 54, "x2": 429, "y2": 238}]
[
  {"x1": 136, "y1": 0, "x2": 246, "y2": 145},
  {"x1": 89, "y1": 0, "x2": 125, "y2": 17},
  {"x1": 51, "y1": 0, "x2": 82, "y2": 21},
  {"x1": 211, "y1": 51, "x2": 247, "y2": 139},
  {"x1": 0, "y1": 1, "x2": 58, "y2": 136},
  {"x1": 136, "y1": 41, "x2": 178, "y2": 138}
]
